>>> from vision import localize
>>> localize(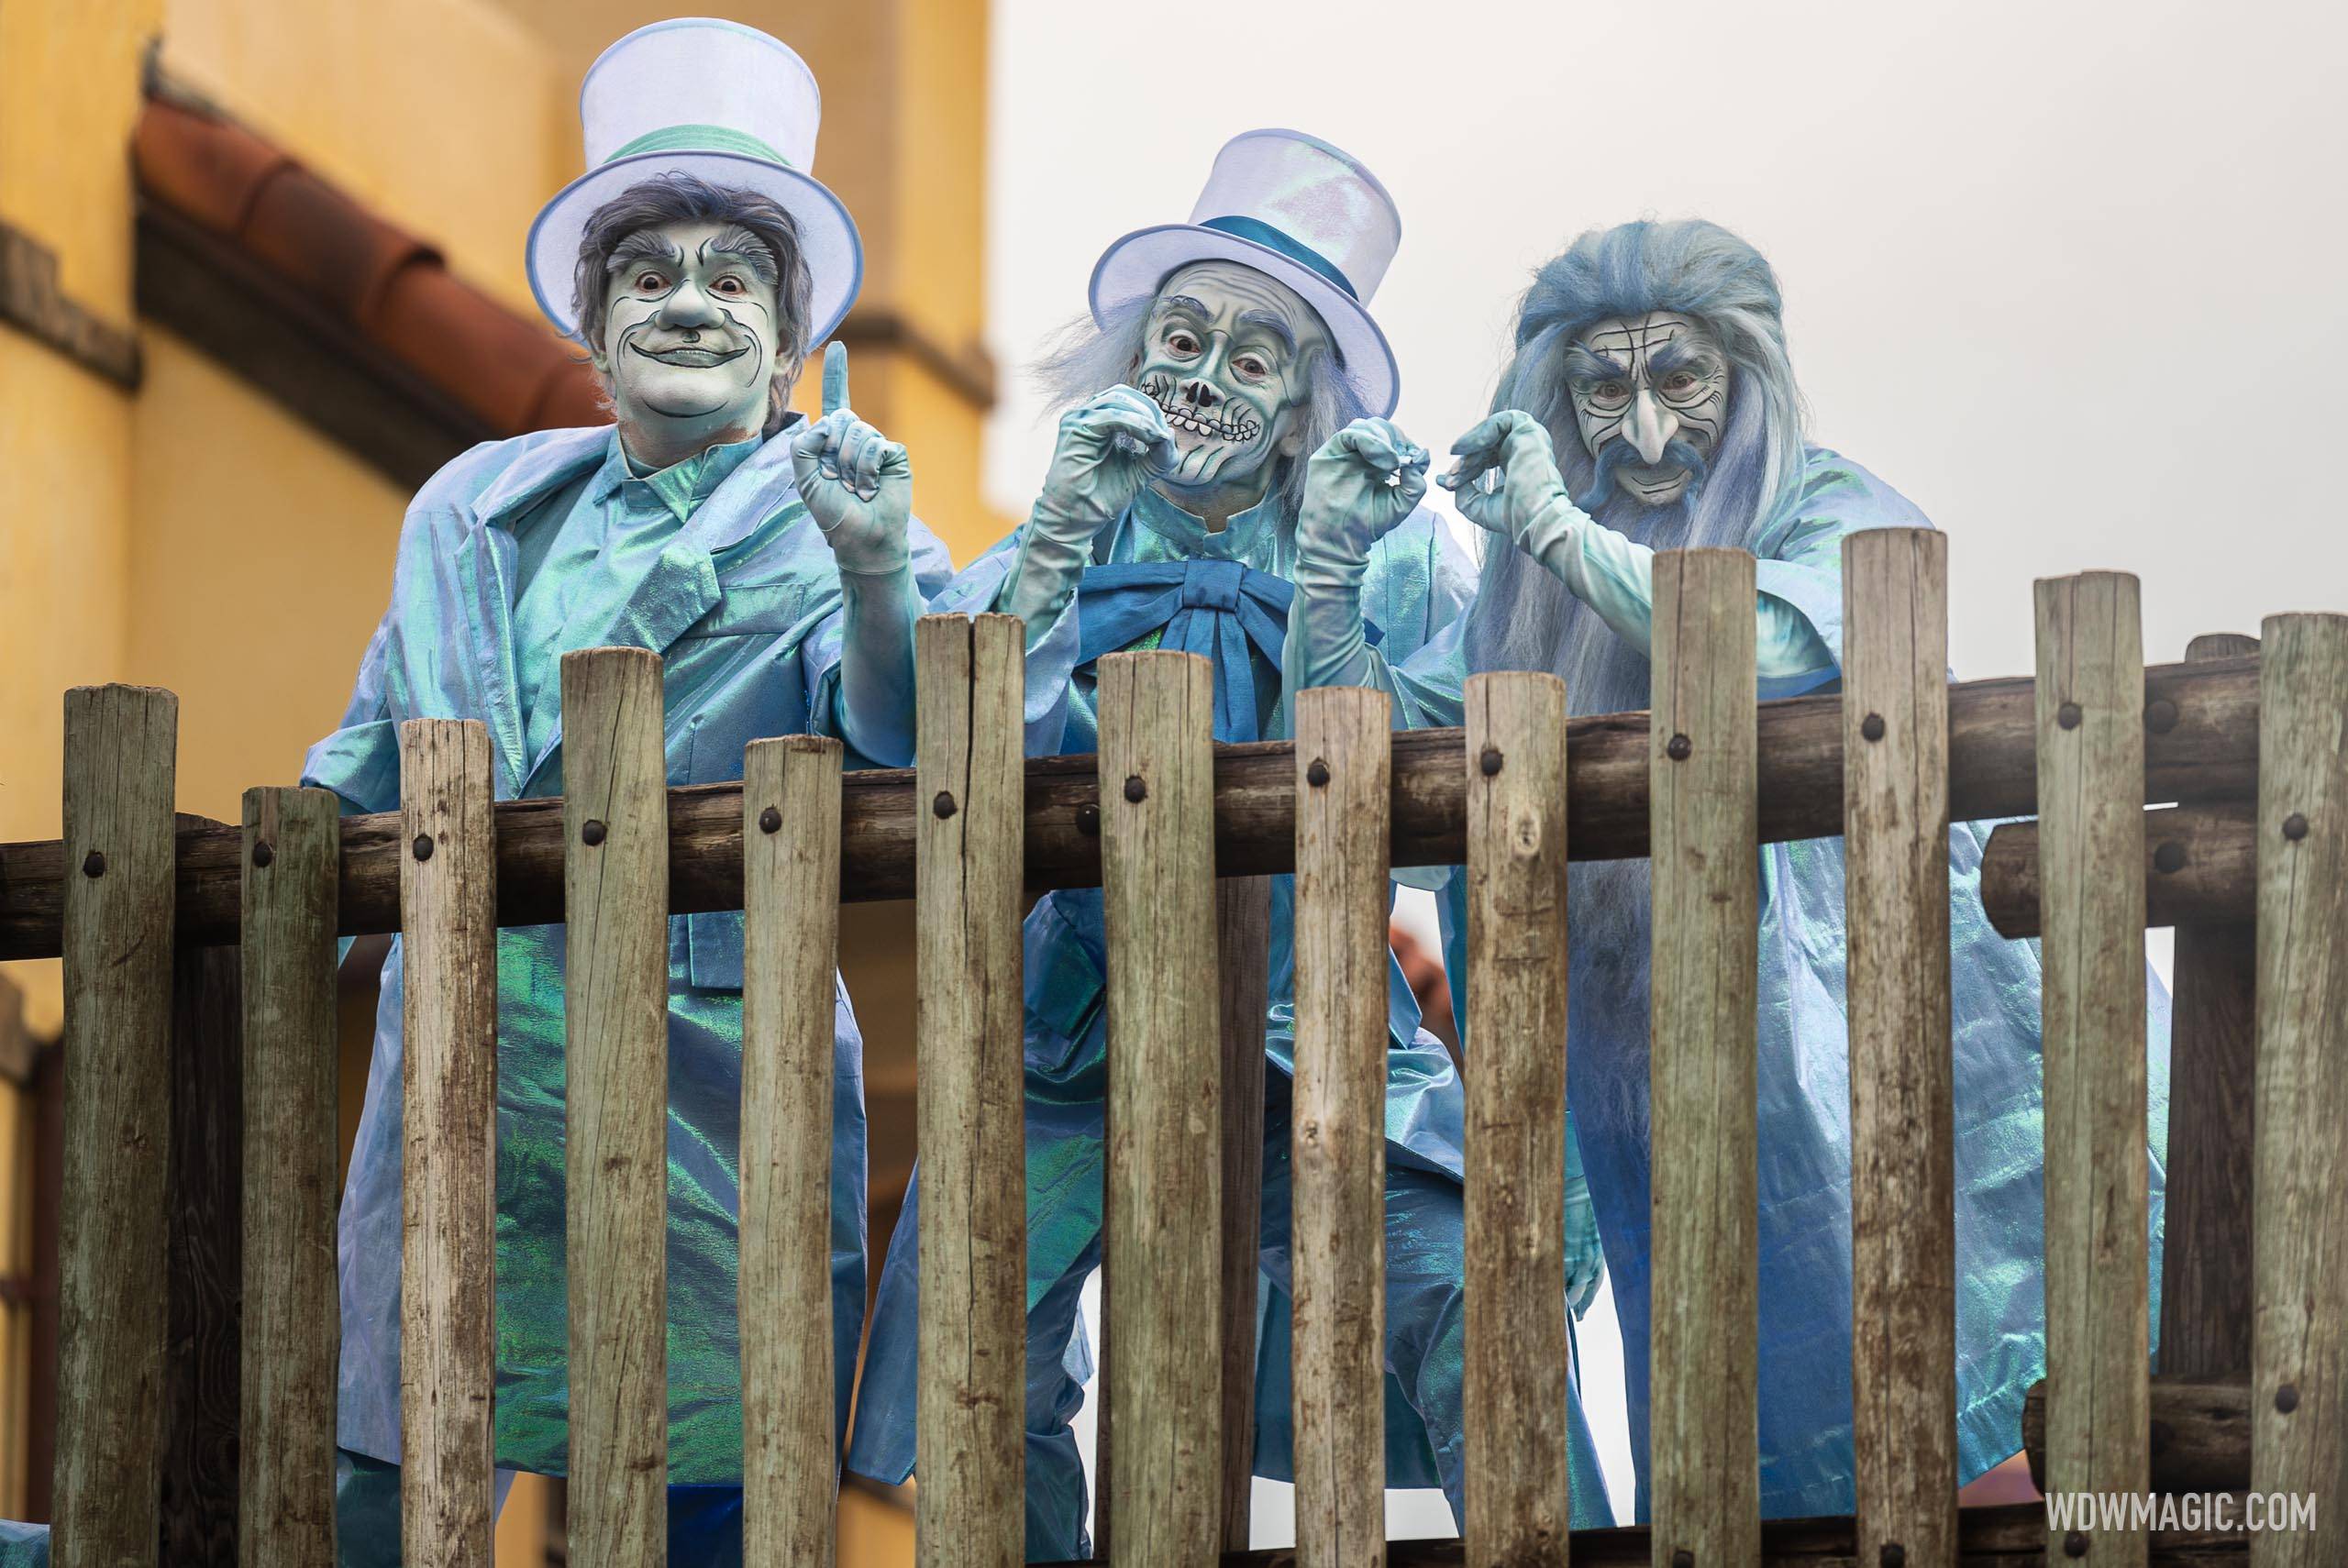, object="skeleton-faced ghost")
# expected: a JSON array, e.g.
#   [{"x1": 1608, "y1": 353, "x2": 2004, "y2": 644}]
[
  {"x1": 847, "y1": 132, "x2": 1617, "y2": 1557},
  {"x1": 993, "y1": 248, "x2": 1426, "y2": 645}
]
